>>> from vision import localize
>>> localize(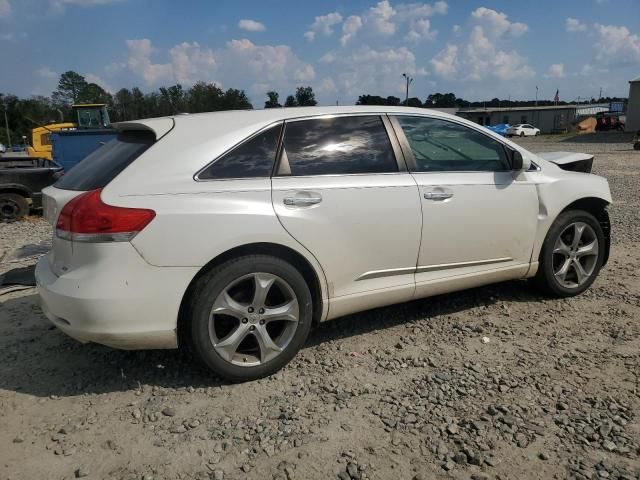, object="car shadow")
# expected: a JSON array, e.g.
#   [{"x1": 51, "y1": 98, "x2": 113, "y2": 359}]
[
  {"x1": 0, "y1": 280, "x2": 547, "y2": 398},
  {"x1": 559, "y1": 132, "x2": 634, "y2": 144}
]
